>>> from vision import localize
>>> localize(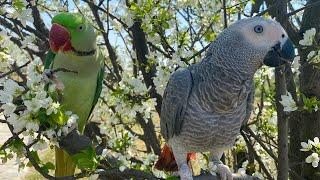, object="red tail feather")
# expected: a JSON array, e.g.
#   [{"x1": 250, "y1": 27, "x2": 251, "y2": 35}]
[{"x1": 155, "y1": 144, "x2": 196, "y2": 172}]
